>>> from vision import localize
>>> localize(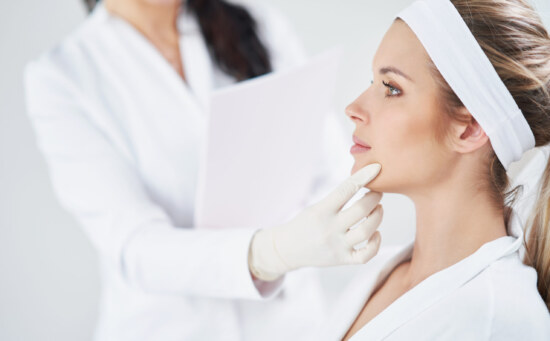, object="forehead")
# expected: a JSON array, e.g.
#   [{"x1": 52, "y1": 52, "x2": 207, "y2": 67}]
[{"x1": 373, "y1": 19, "x2": 431, "y2": 78}]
